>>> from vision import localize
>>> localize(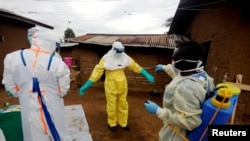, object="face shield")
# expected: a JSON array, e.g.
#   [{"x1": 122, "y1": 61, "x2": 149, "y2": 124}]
[
  {"x1": 27, "y1": 27, "x2": 39, "y2": 45},
  {"x1": 112, "y1": 41, "x2": 125, "y2": 57},
  {"x1": 113, "y1": 47, "x2": 124, "y2": 53}
]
